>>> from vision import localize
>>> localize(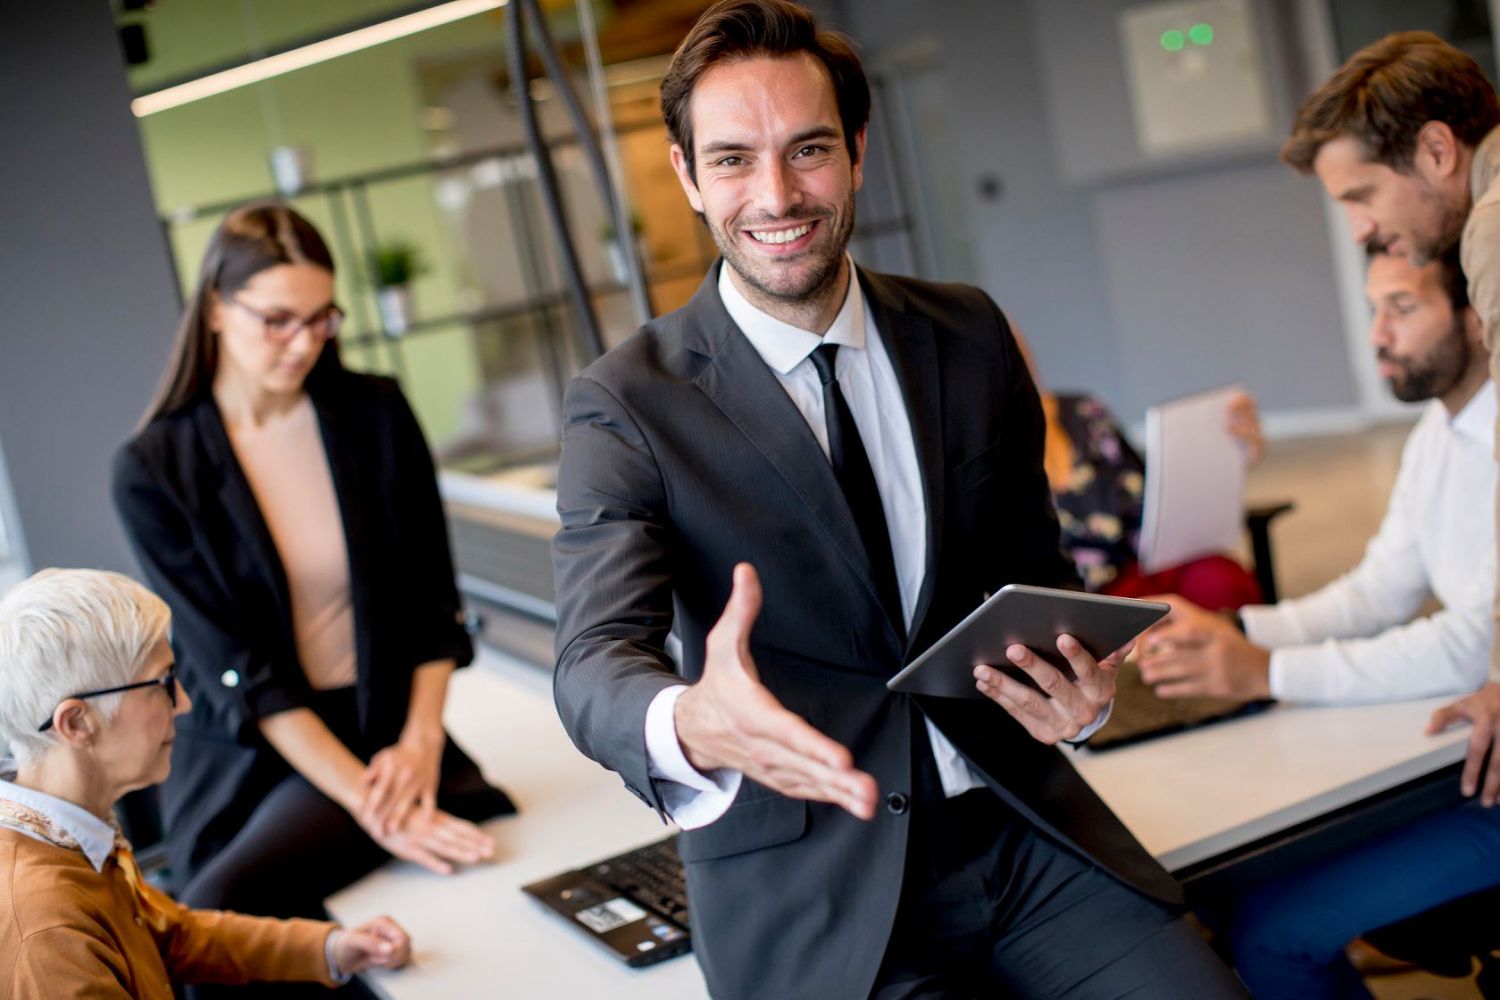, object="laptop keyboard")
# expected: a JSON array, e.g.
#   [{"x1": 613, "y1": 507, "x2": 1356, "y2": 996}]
[{"x1": 586, "y1": 838, "x2": 691, "y2": 926}]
